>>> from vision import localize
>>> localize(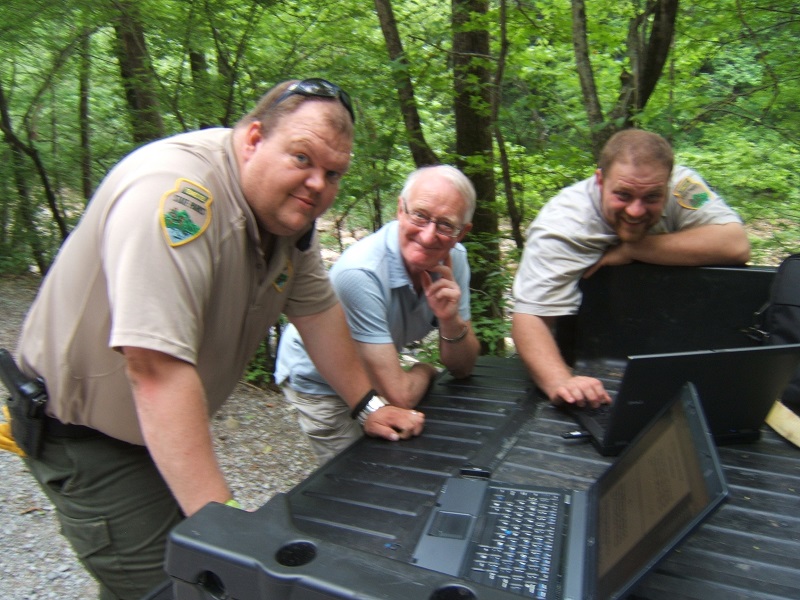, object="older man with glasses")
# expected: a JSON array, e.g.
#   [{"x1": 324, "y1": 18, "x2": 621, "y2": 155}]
[
  {"x1": 10, "y1": 78, "x2": 425, "y2": 599},
  {"x1": 276, "y1": 164, "x2": 480, "y2": 465}
]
